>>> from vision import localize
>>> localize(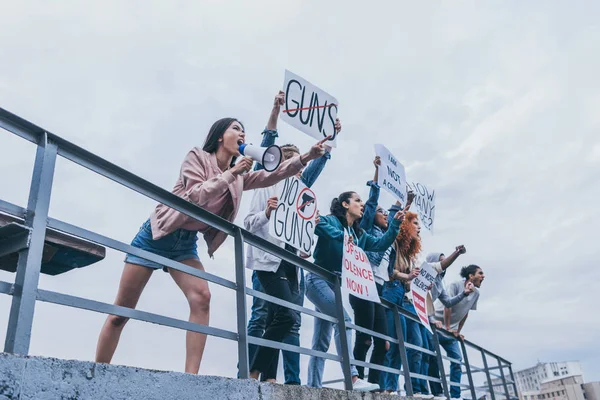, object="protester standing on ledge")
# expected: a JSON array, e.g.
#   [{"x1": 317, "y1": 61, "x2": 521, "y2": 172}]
[
  {"x1": 349, "y1": 156, "x2": 394, "y2": 386},
  {"x1": 95, "y1": 117, "x2": 328, "y2": 374},
  {"x1": 306, "y1": 190, "x2": 404, "y2": 392},
  {"x1": 422, "y1": 249, "x2": 474, "y2": 400},
  {"x1": 243, "y1": 90, "x2": 341, "y2": 384},
  {"x1": 432, "y1": 264, "x2": 484, "y2": 400}
]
